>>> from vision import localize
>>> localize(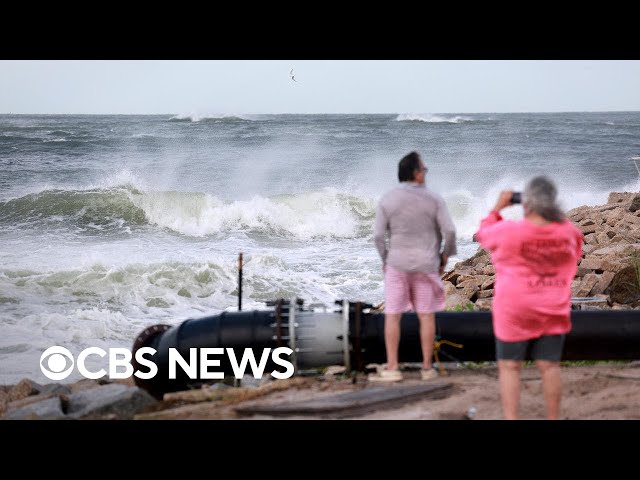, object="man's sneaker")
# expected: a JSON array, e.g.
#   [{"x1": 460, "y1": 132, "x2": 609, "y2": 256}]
[
  {"x1": 368, "y1": 368, "x2": 403, "y2": 383},
  {"x1": 421, "y1": 368, "x2": 439, "y2": 381}
]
